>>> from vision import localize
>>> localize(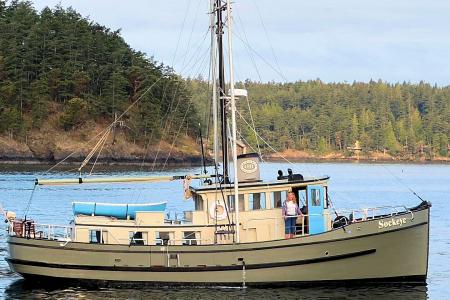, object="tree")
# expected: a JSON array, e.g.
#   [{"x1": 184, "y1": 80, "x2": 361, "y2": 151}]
[{"x1": 59, "y1": 98, "x2": 88, "y2": 130}]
